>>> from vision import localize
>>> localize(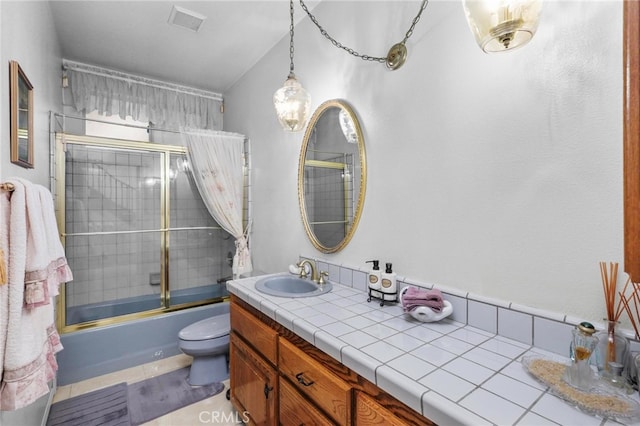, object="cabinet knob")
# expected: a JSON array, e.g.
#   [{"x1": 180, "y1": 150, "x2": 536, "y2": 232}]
[{"x1": 295, "y1": 372, "x2": 315, "y2": 386}]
